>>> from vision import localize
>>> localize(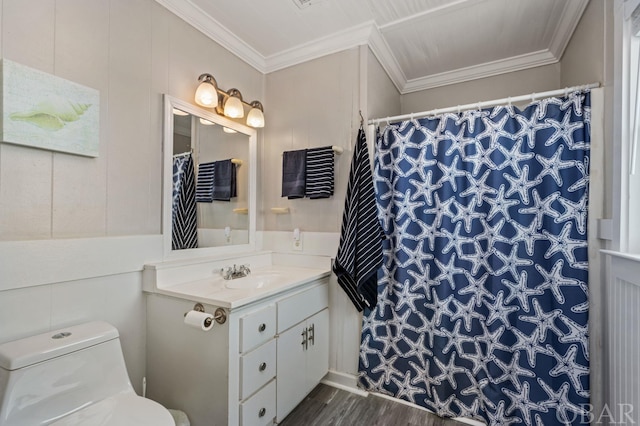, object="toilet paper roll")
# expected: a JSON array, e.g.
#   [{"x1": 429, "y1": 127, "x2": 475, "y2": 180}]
[{"x1": 184, "y1": 310, "x2": 214, "y2": 331}]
